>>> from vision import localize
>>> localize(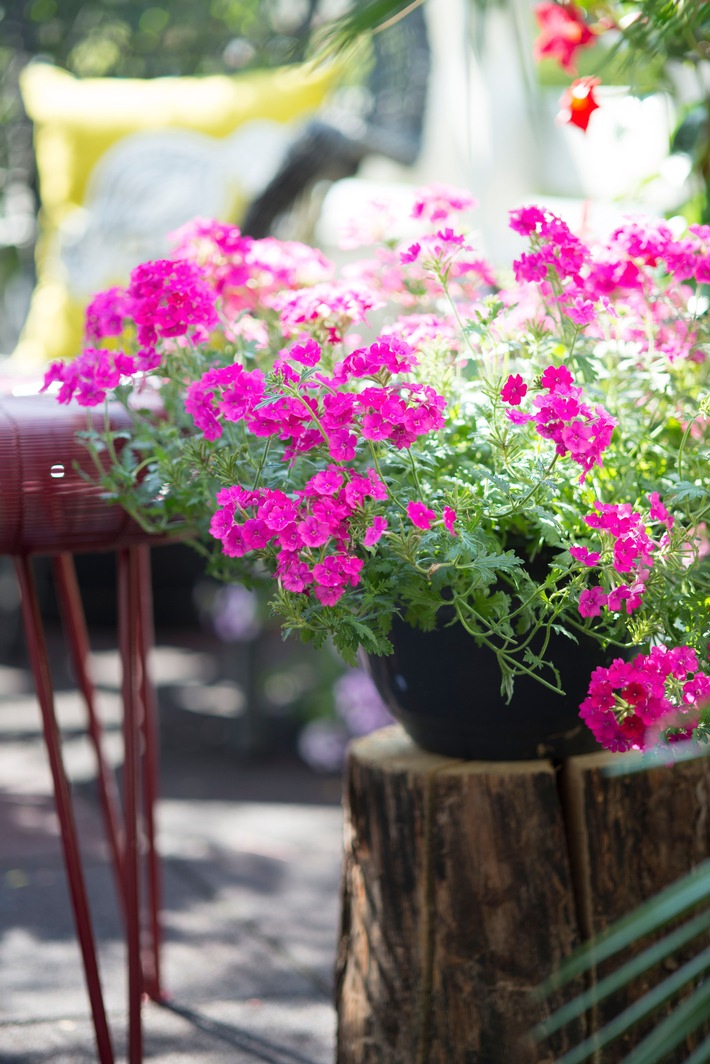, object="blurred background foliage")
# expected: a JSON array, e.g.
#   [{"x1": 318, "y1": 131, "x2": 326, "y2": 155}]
[
  {"x1": 321, "y1": 0, "x2": 710, "y2": 224},
  {"x1": 0, "y1": 0, "x2": 339, "y2": 353},
  {"x1": 2, "y1": 0, "x2": 322, "y2": 78}
]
